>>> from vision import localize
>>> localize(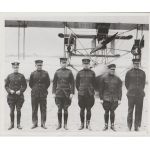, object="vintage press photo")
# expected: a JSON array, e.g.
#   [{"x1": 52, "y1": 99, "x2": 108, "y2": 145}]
[{"x1": 0, "y1": 13, "x2": 149, "y2": 136}]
